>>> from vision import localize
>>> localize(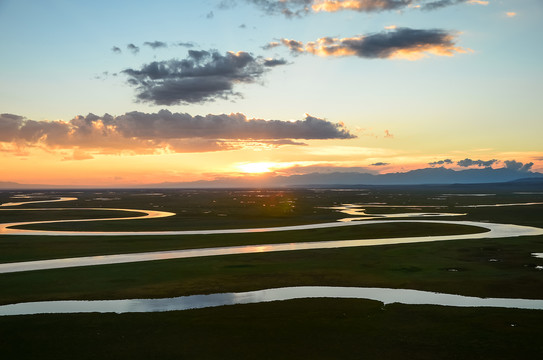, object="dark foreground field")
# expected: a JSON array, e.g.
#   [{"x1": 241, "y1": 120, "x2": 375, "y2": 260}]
[
  {"x1": 2, "y1": 300, "x2": 543, "y2": 360},
  {"x1": 1, "y1": 185, "x2": 543, "y2": 359}
]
